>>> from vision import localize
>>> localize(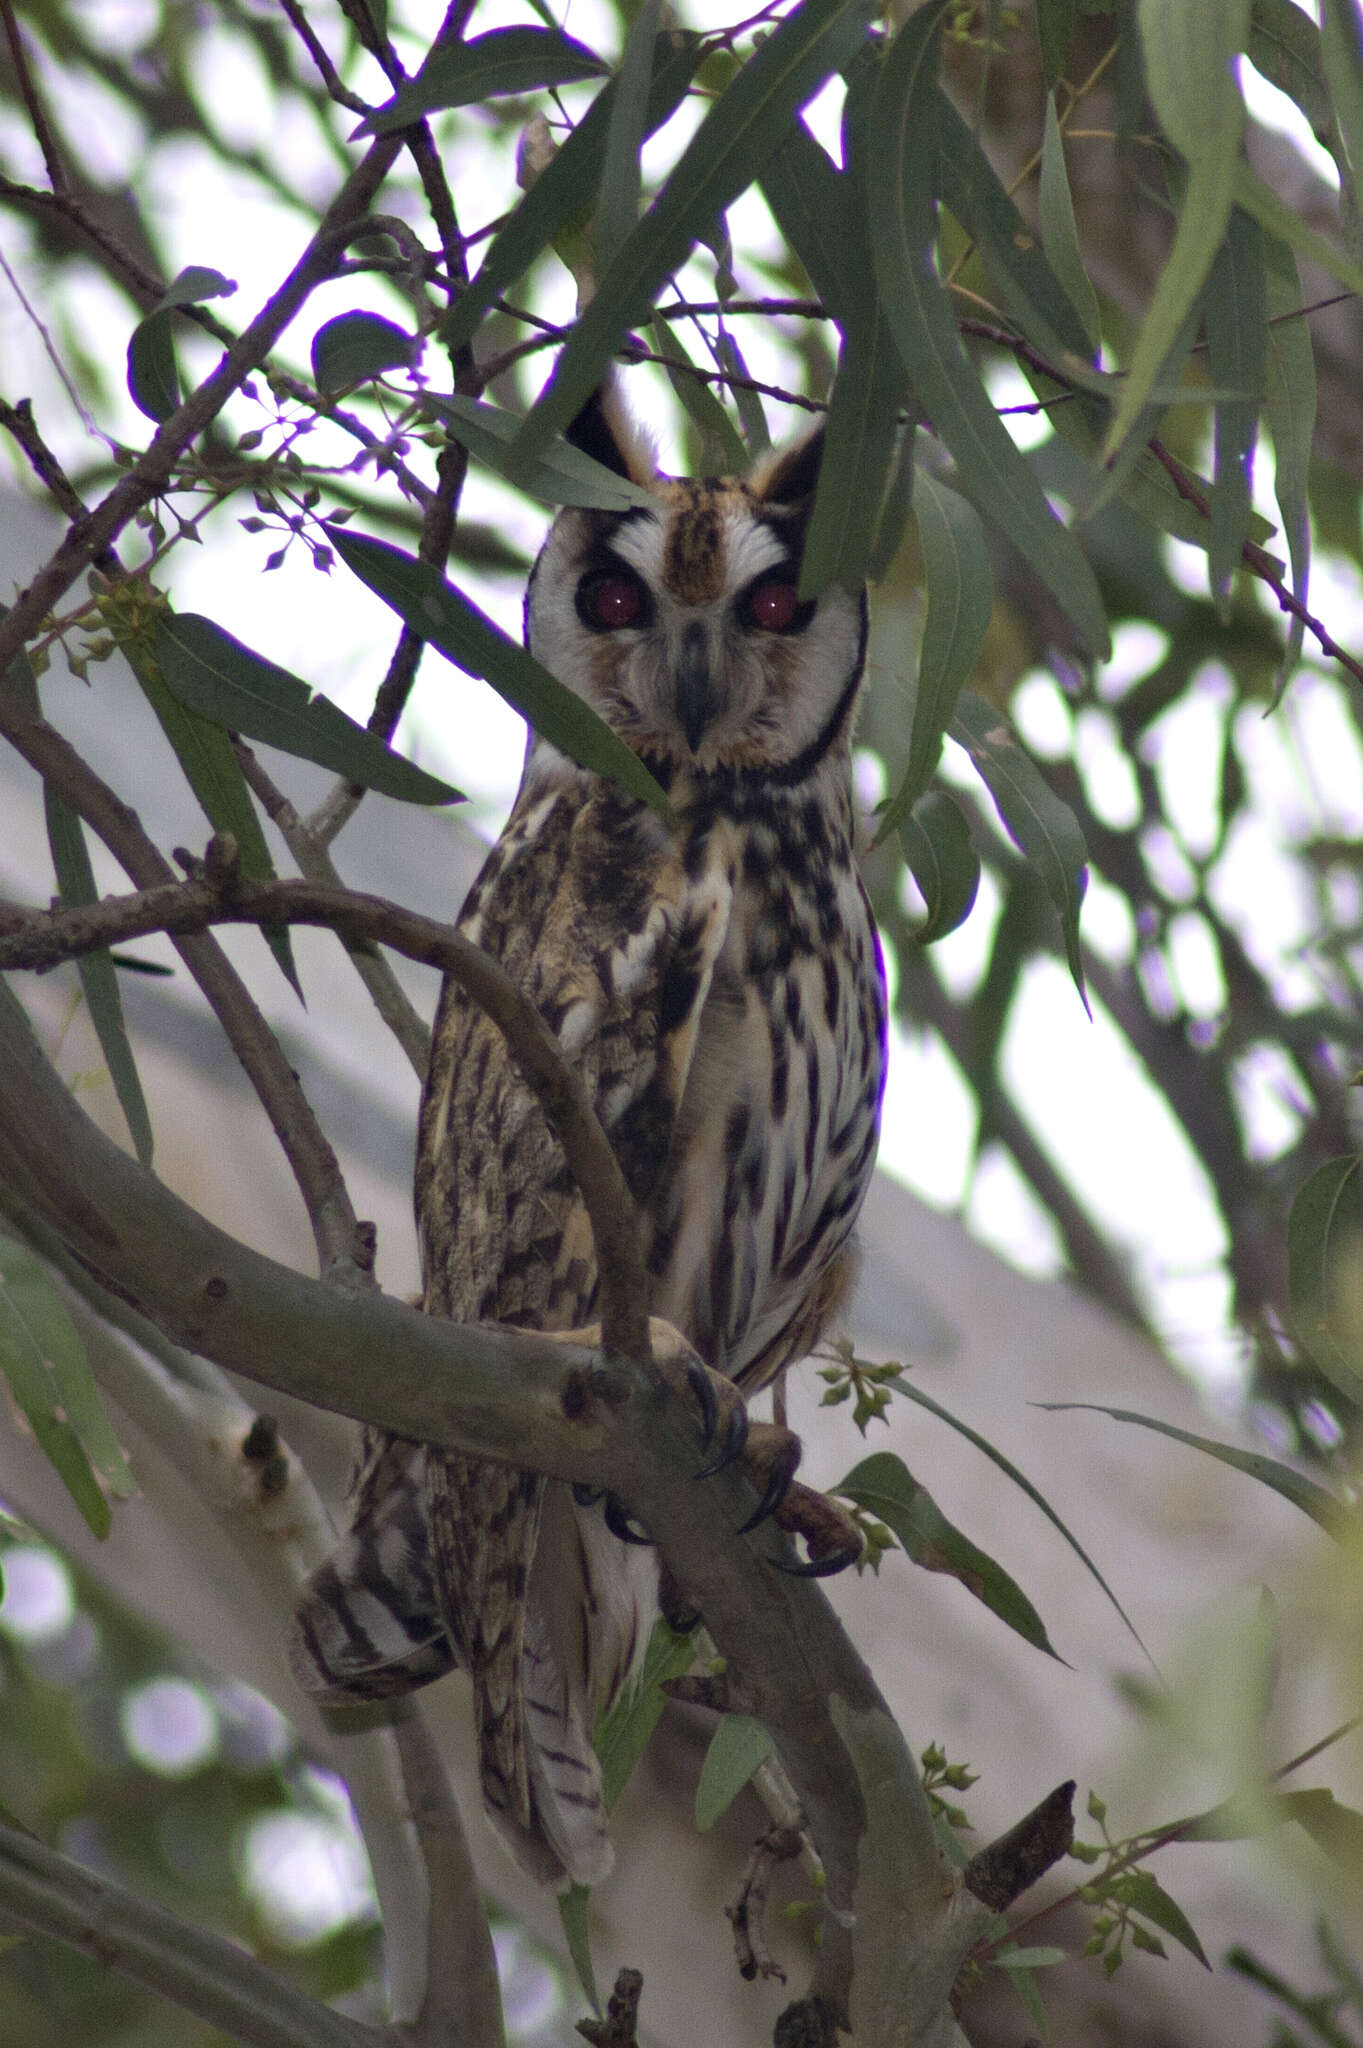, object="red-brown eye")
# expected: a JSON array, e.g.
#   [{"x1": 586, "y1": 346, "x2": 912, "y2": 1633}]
[
  {"x1": 744, "y1": 579, "x2": 801, "y2": 632},
  {"x1": 578, "y1": 572, "x2": 646, "y2": 630}
]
